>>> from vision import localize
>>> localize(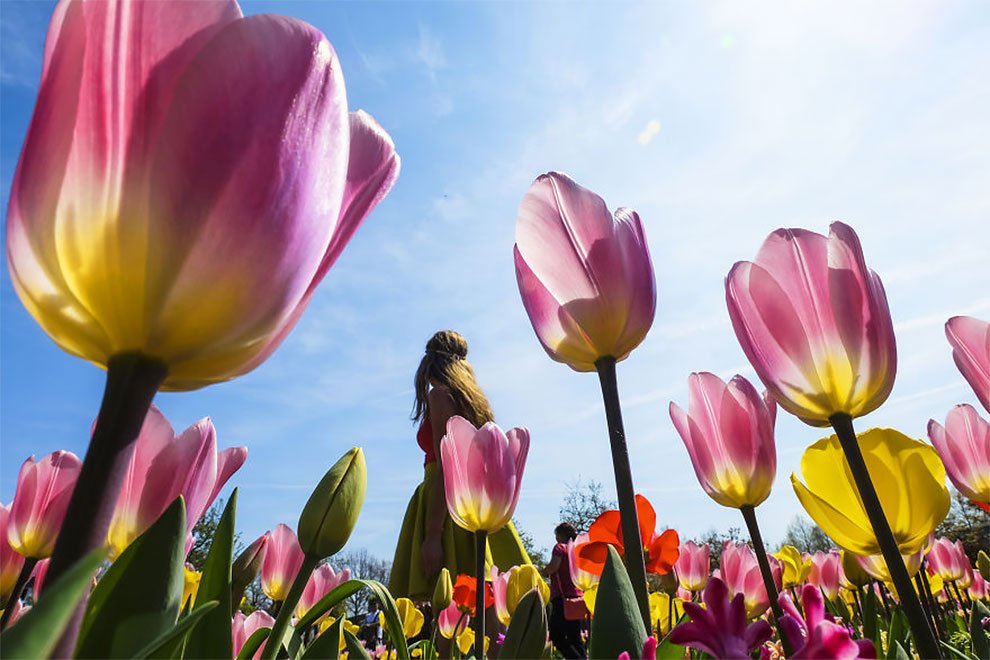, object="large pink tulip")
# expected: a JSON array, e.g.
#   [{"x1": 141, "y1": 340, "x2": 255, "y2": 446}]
[
  {"x1": 928, "y1": 404, "x2": 990, "y2": 506},
  {"x1": 670, "y1": 373, "x2": 777, "y2": 509},
  {"x1": 946, "y1": 317, "x2": 990, "y2": 413},
  {"x1": 514, "y1": 172, "x2": 655, "y2": 372},
  {"x1": 807, "y1": 551, "x2": 841, "y2": 601},
  {"x1": 927, "y1": 538, "x2": 966, "y2": 582},
  {"x1": 726, "y1": 222, "x2": 896, "y2": 426},
  {"x1": 262, "y1": 524, "x2": 305, "y2": 602},
  {"x1": 107, "y1": 405, "x2": 246, "y2": 556},
  {"x1": 233, "y1": 610, "x2": 276, "y2": 659},
  {"x1": 7, "y1": 451, "x2": 81, "y2": 559},
  {"x1": 440, "y1": 416, "x2": 529, "y2": 533},
  {"x1": 0, "y1": 505, "x2": 25, "y2": 604},
  {"x1": 676, "y1": 541, "x2": 711, "y2": 592},
  {"x1": 6, "y1": 0, "x2": 399, "y2": 391},
  {"x1": 295, "y1": 563, "x2": 351, "y2": 619},
  {"x1": 718, "y1": 542, "x2": 782, "y2": 619}
]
